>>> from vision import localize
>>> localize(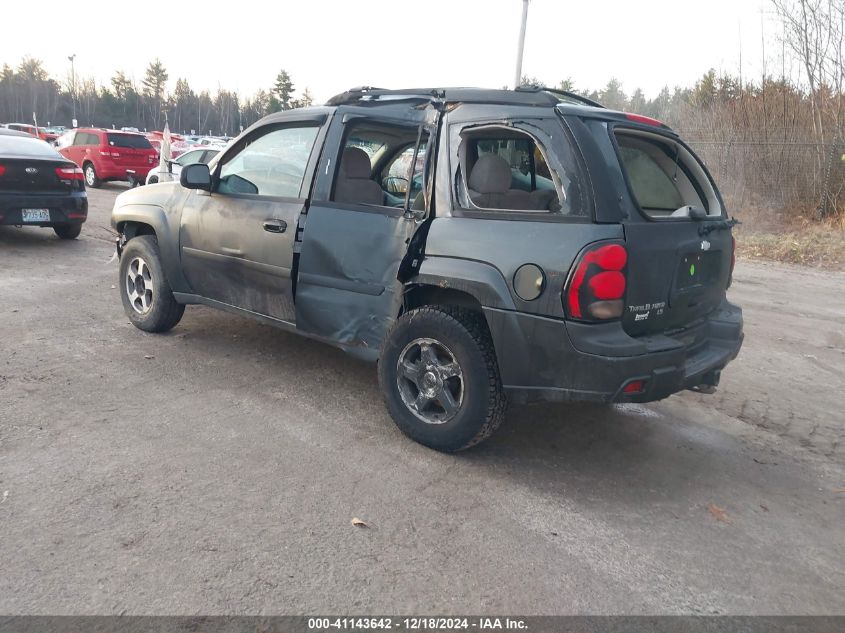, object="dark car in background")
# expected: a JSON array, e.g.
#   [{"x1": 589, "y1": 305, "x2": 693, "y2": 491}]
[
  {"x1": 0, "y1": 130, "x2": 87, "y2": 239},
  {"x1": 57, "y1": 128, "x2": 158, "y2": 188}
]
